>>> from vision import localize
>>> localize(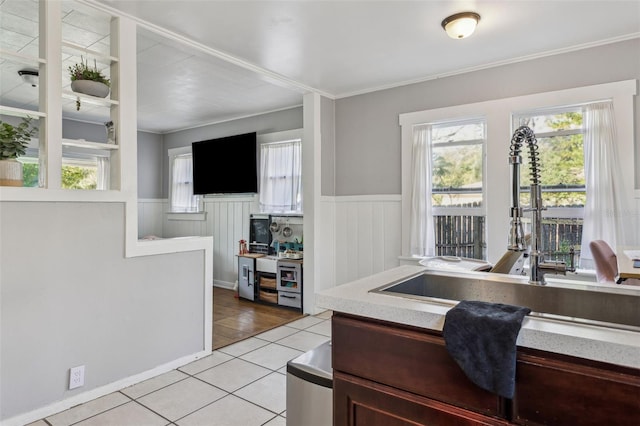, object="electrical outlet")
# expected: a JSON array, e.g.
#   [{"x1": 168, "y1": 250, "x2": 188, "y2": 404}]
[{"x1": 69, "y1": 365, "x2": 85, "y2": 389}]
